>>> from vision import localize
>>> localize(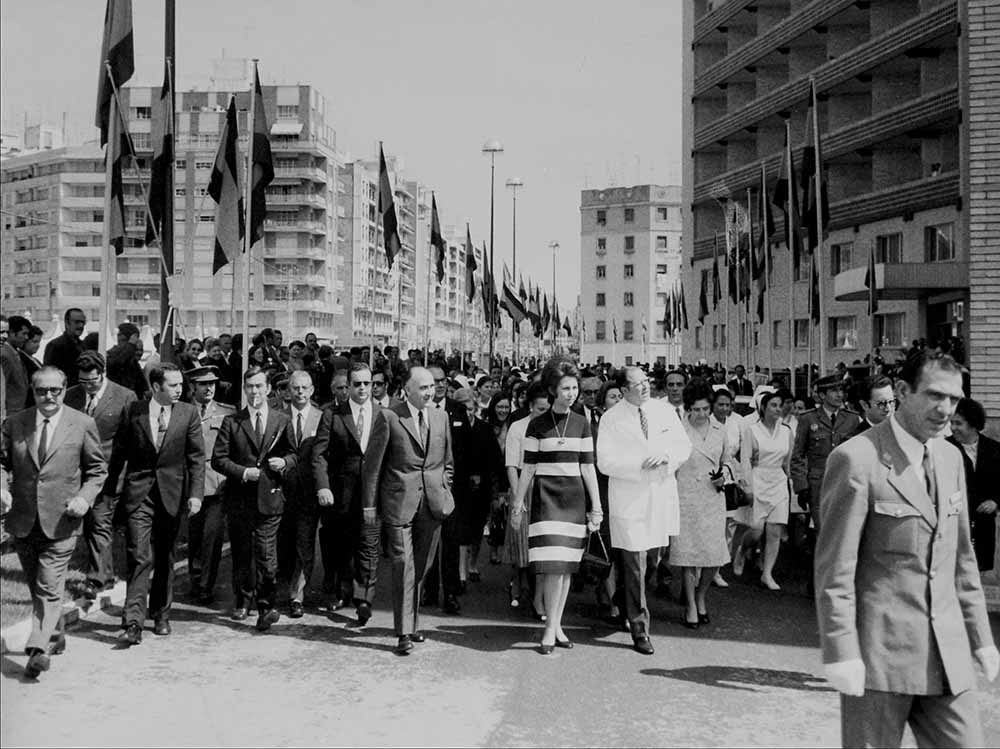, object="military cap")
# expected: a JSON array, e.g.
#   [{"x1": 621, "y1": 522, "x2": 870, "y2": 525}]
[
  {"x1": 185, "y1": 365, "x2": 219, "y2": 383},
  {"x1": 814, "y1": 373, "x2": 847, "y2": 392}
]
